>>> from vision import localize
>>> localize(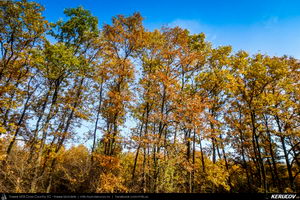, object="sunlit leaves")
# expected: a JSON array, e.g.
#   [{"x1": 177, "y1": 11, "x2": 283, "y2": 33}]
[{"x1": 0, "y1": 2, "x2": 299, "y2": 193}]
